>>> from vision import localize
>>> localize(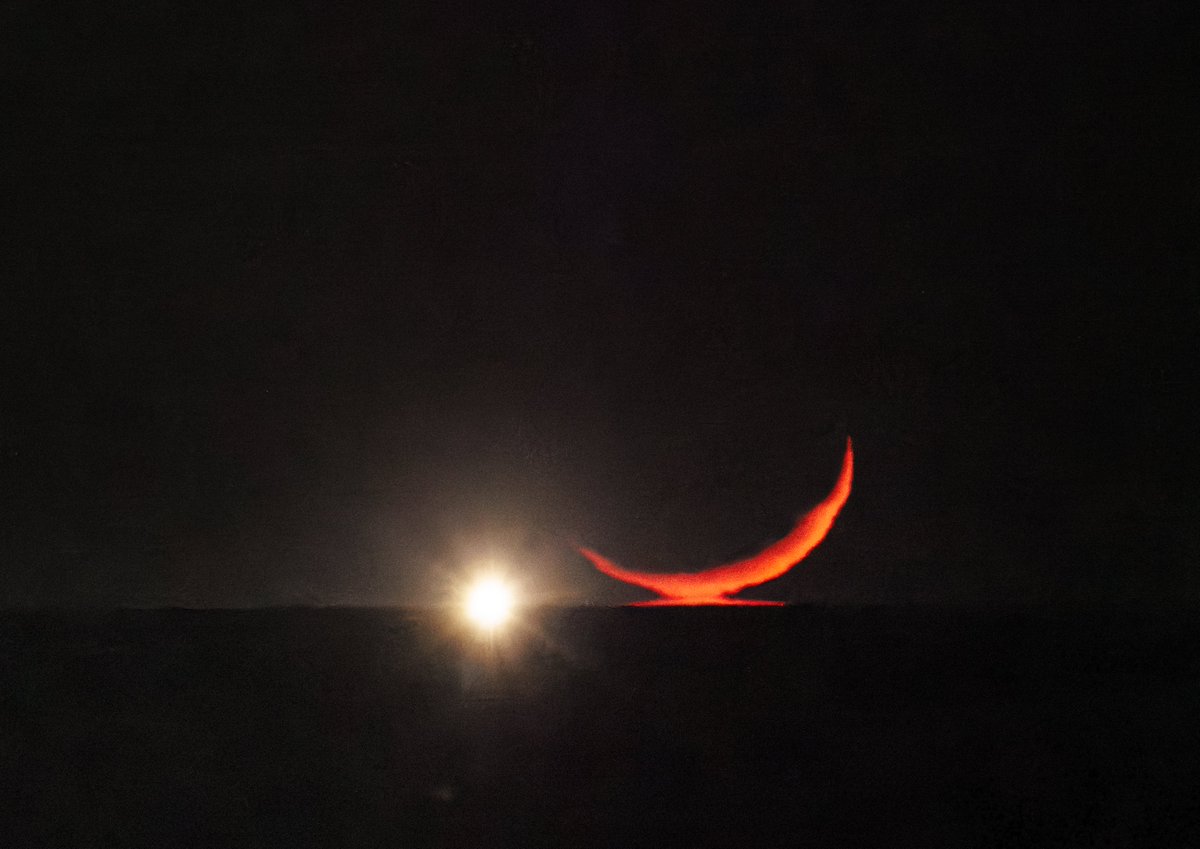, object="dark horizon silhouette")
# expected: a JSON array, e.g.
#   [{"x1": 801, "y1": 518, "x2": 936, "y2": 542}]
[{"x1": 4, "y1": 604, "x2": 1197, "y2": 846}]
